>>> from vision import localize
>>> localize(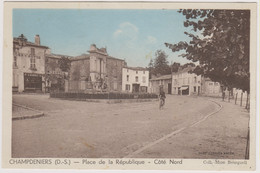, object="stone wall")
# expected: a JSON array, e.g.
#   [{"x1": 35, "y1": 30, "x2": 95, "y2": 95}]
[
  {"x1": 70, "y1": 59, "x2": 90, "y2": 81},
  {"x1": 106, "y1": 57, "x2": 124, "y2": 91}
]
